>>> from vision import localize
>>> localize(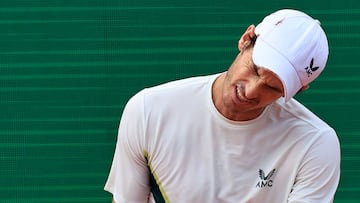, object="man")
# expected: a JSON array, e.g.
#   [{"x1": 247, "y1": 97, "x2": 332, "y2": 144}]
[{"x1": 105, "y1": 9, "x2": 340, "y2": 203}]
